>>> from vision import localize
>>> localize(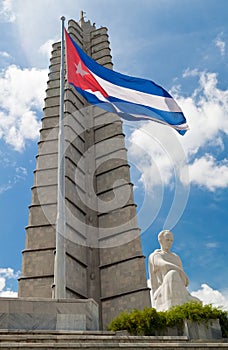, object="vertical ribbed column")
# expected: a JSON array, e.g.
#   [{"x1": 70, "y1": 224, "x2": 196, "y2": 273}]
[
  {"x1": 18, "y1": 40, "x2": 62, "y2": 297},
  {"x1": 93, "y1": 108, "x2": 151, "y2": 327},
  {"x1": 18, "y1": 15, "x2": 150, "y2": 329}
]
